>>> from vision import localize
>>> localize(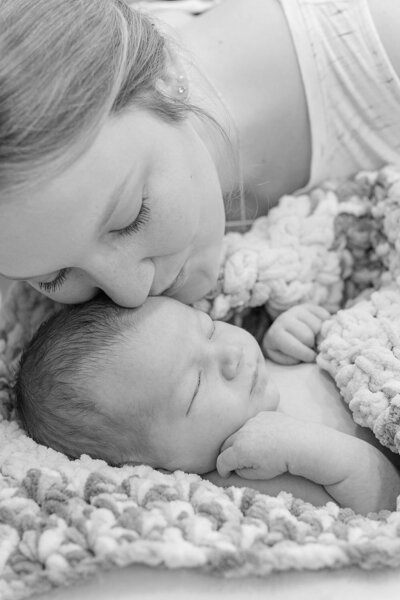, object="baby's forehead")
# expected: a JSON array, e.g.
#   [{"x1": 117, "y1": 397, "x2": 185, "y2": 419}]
[
  {"x1": 114, "y1": 297, "x2": 200, "y2": 364},
  {"x1": 133, "y1": 296, "x2": 197, "y2": 329}
]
